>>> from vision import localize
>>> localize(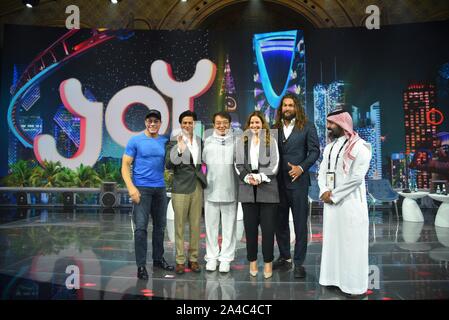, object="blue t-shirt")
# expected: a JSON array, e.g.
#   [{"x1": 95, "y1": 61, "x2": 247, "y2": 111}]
[{"x1": 124, "y1": 133, "x2": 168, "y2": 187}]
